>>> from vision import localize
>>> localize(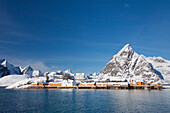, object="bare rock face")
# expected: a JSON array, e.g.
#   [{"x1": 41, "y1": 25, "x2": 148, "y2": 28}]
[{"x1": 100, "y1": 44, "x2": 161, "y2": 81}]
